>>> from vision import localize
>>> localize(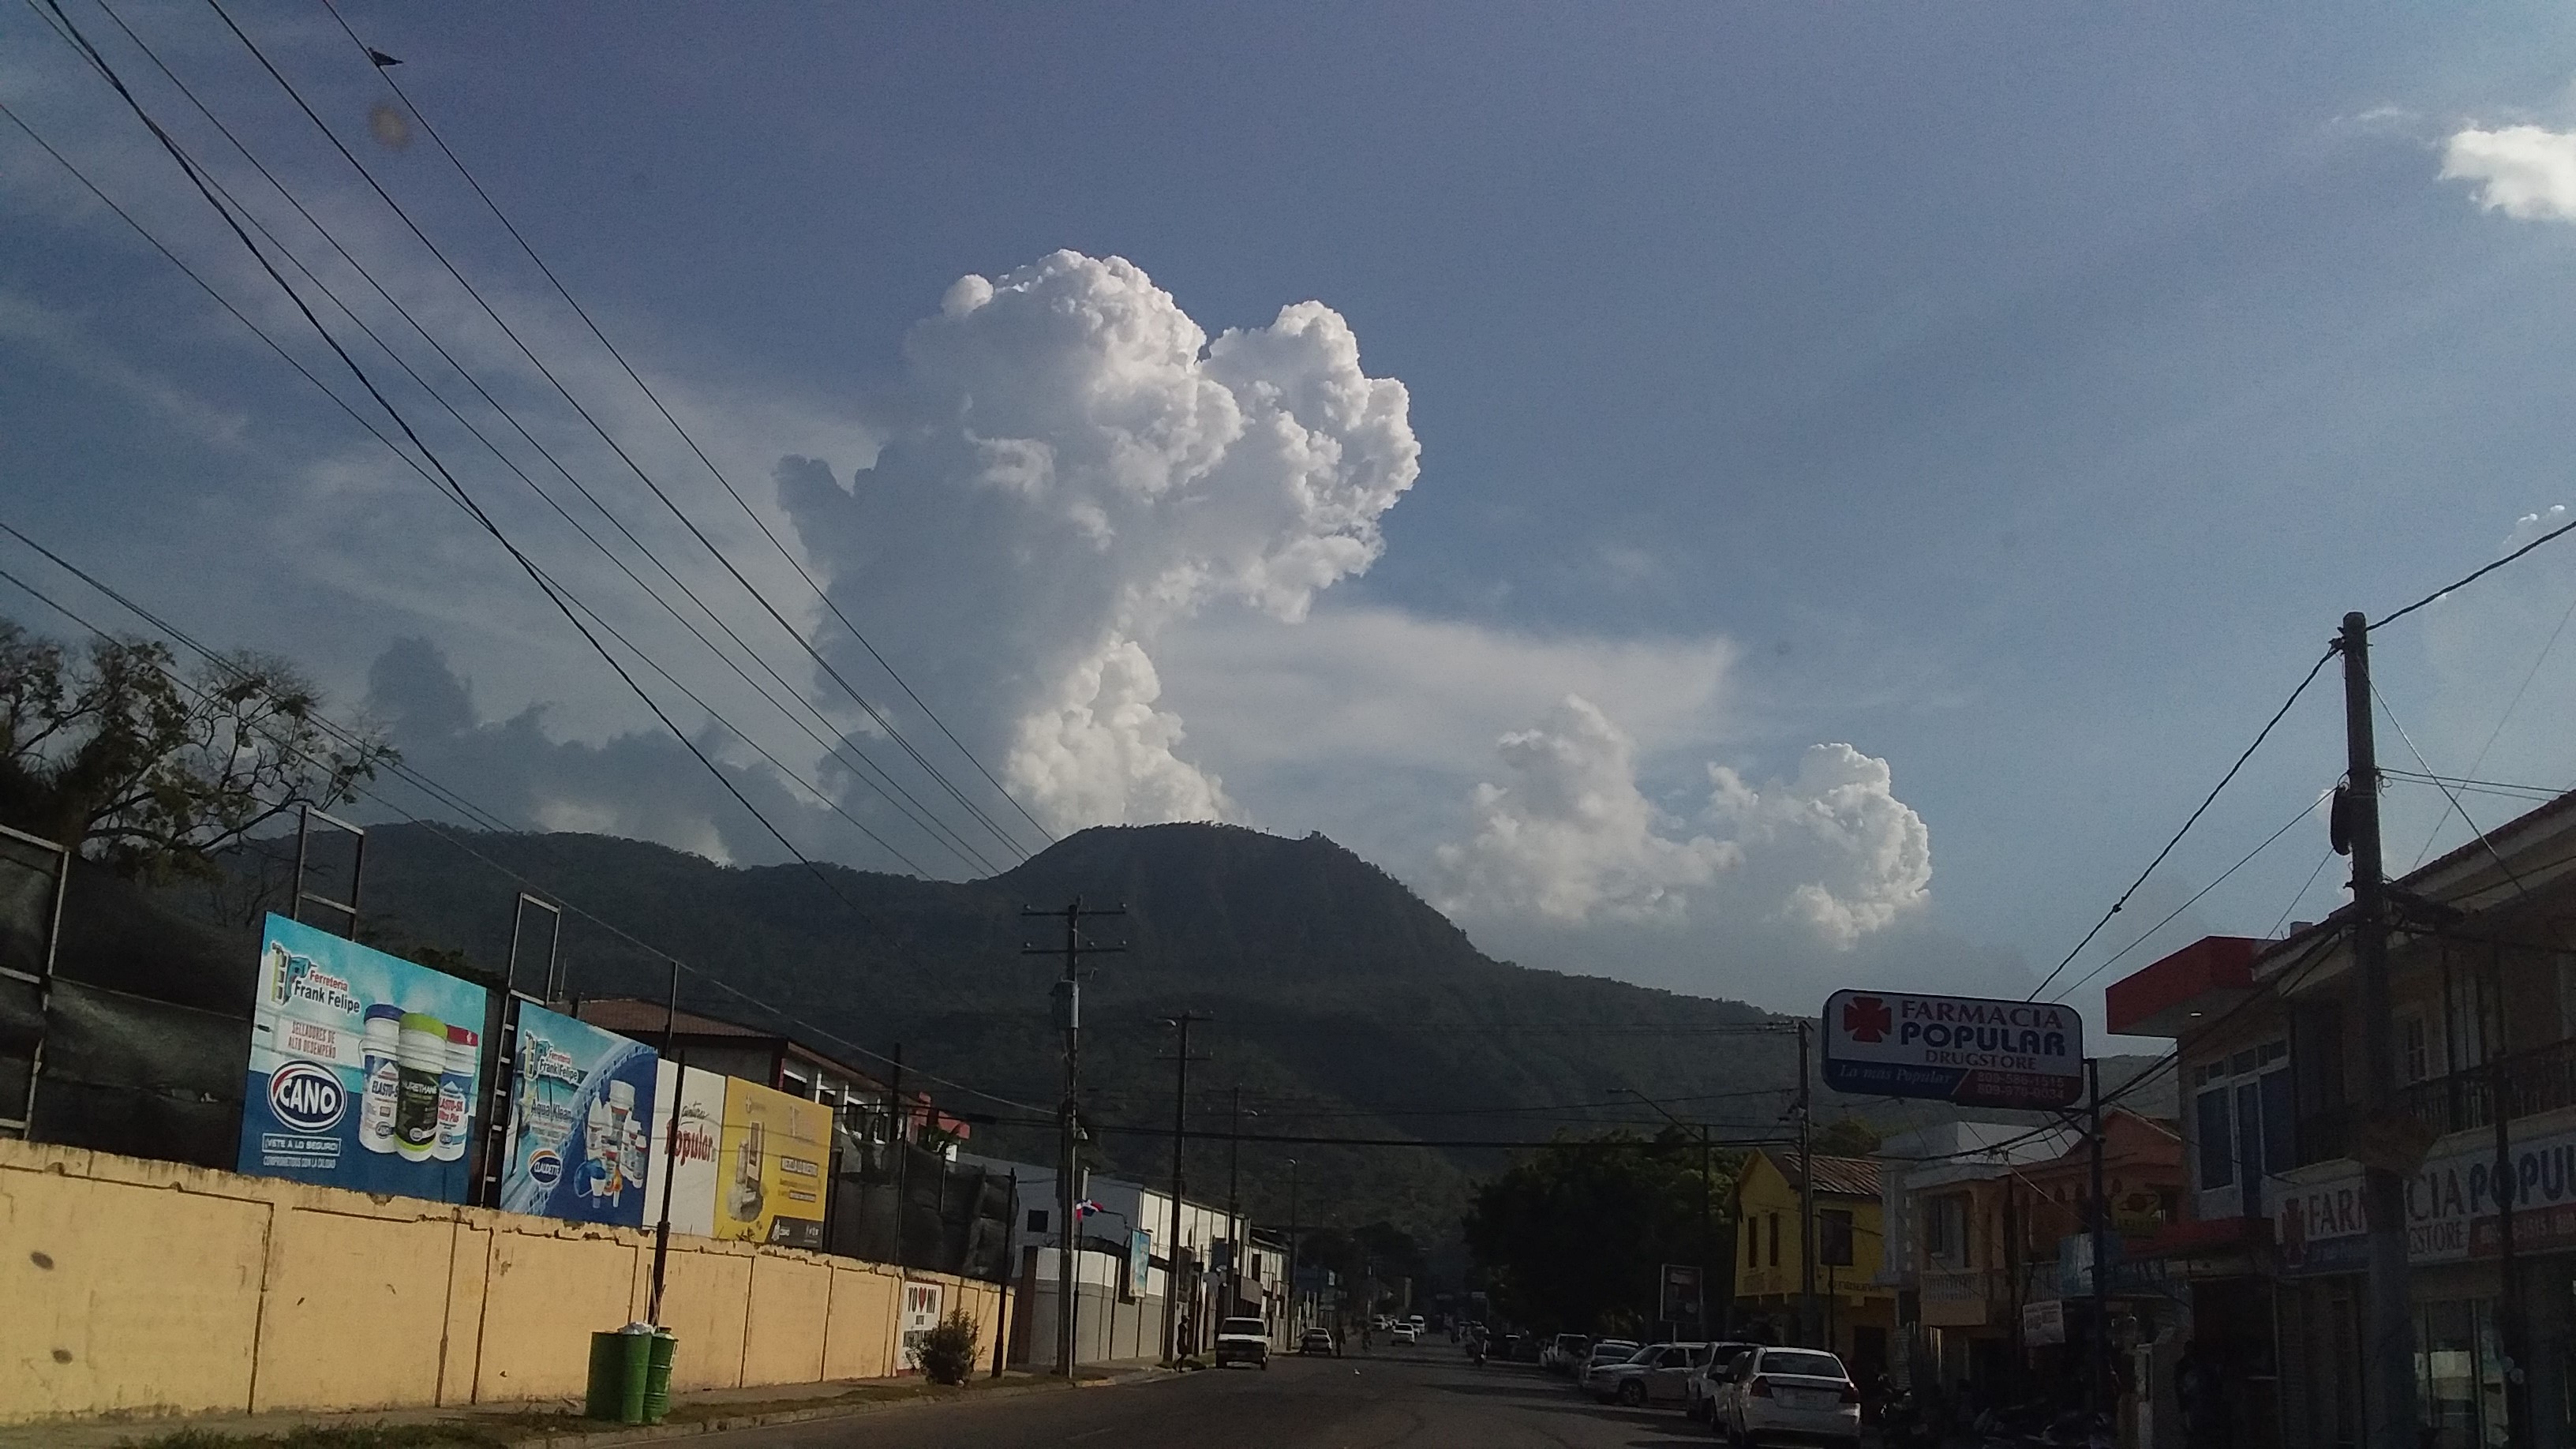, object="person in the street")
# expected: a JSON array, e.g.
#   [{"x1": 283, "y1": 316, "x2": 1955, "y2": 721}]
[{"x1": 2176, "y1": 1339, "x2": 2230, "y2": 1449}]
